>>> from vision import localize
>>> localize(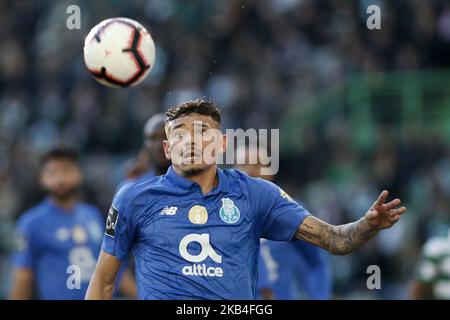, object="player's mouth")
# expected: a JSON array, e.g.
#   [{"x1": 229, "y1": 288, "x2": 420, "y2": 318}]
[
  {"x1": 182, "y1": 149, "x2": 202, "y2": 158},
  {"x1": 181, "y1": 151, "x2": 203, "y2": 164}
]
